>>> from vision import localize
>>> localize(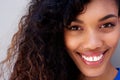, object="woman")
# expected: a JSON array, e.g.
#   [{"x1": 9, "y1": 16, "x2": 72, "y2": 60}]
[{"x1": 1, "y1": 0, "x2": 120, "y2": 80}]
